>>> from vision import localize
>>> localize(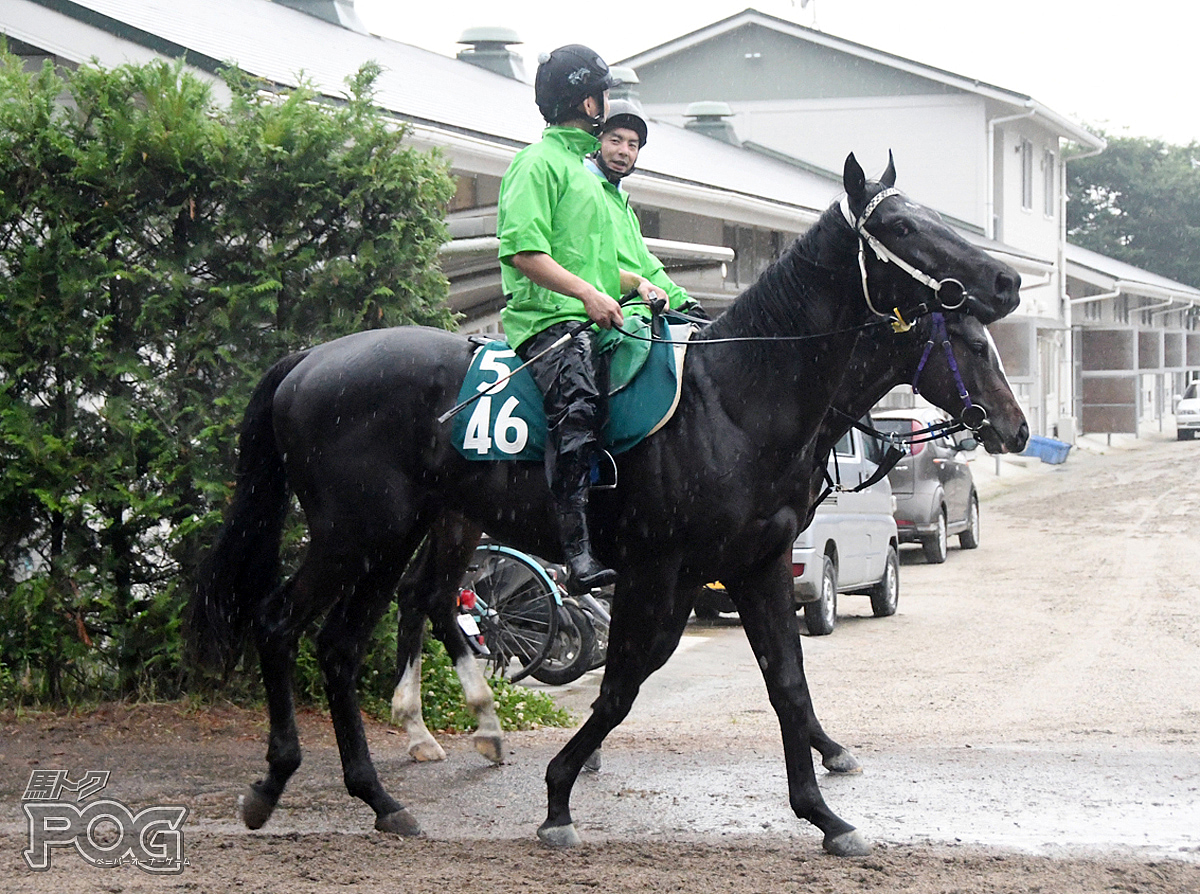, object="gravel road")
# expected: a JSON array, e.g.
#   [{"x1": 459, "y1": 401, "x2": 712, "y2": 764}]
[{"x1": 2, "y1": 428, "x2": 1198, "y2": 892}]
